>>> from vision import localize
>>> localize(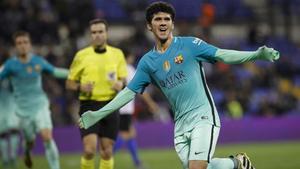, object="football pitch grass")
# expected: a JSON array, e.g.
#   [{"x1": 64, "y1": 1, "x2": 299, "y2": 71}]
[{"x1": 17, "y1": 141, "x2": 300, "y2": 169}]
